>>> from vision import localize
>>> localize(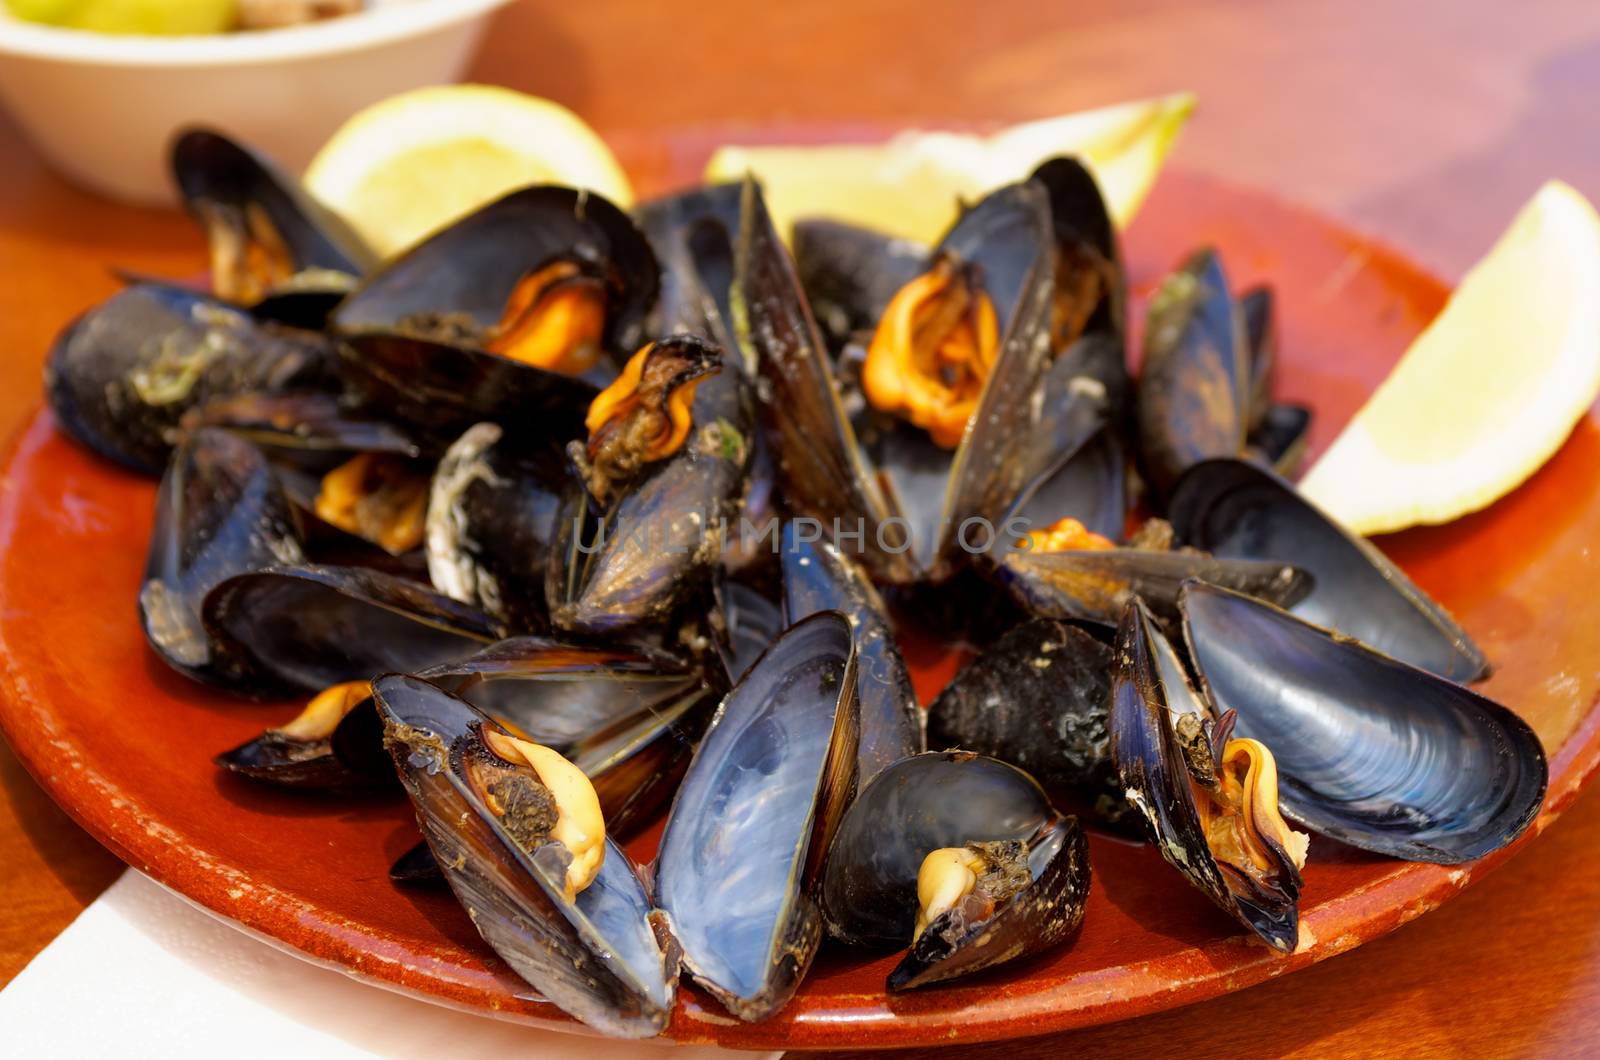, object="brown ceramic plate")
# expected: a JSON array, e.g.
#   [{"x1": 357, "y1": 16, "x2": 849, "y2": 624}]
[{"x1": 2, "y1": 129, "x2": 1599, "y2": 1051}]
